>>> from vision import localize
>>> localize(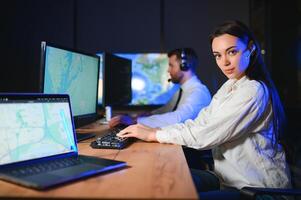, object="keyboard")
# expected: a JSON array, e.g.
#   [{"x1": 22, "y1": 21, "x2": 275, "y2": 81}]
[
  {"x1": 90, "y1": 124, "x2": 134, "y2": 149},
  {"x1": 5, "y1": 157, "x2": 83, "y2": 177}
]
